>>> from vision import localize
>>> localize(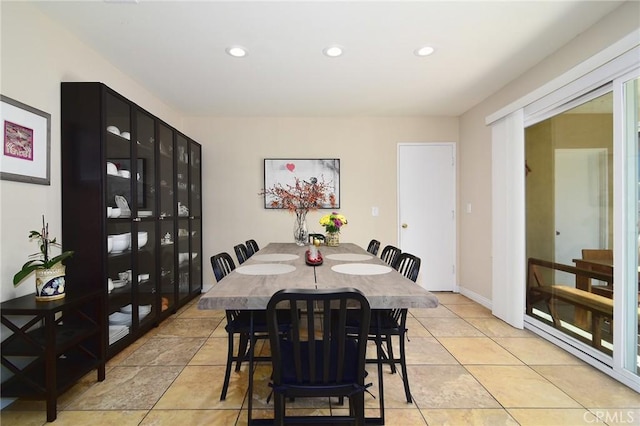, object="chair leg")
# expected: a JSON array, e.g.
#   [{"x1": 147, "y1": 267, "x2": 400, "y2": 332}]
[
  {"x1": 235, "y1": 333, "x2": 249, "y2": 372},
  {"x1": 352, "y1": 393, "x2": 366, "y2": 426},
  {"x1": 220, "y1": 331, "x2": 235, "y2": 400},
  {"x1": 398, "y1": 332, "x2": 412, "y2": 403},
  {"x1": 386, "y1": 335, "x2": 397, "y2": 374},
  {"x1": 273, "y1": 393, "x2": 285, "y2": 426}
]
